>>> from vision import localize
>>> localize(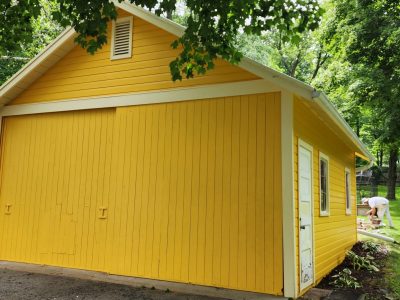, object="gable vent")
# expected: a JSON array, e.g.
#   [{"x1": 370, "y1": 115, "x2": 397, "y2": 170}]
[{"x1": 111, "y1": 16, "x2": 133, "y2": 60}]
